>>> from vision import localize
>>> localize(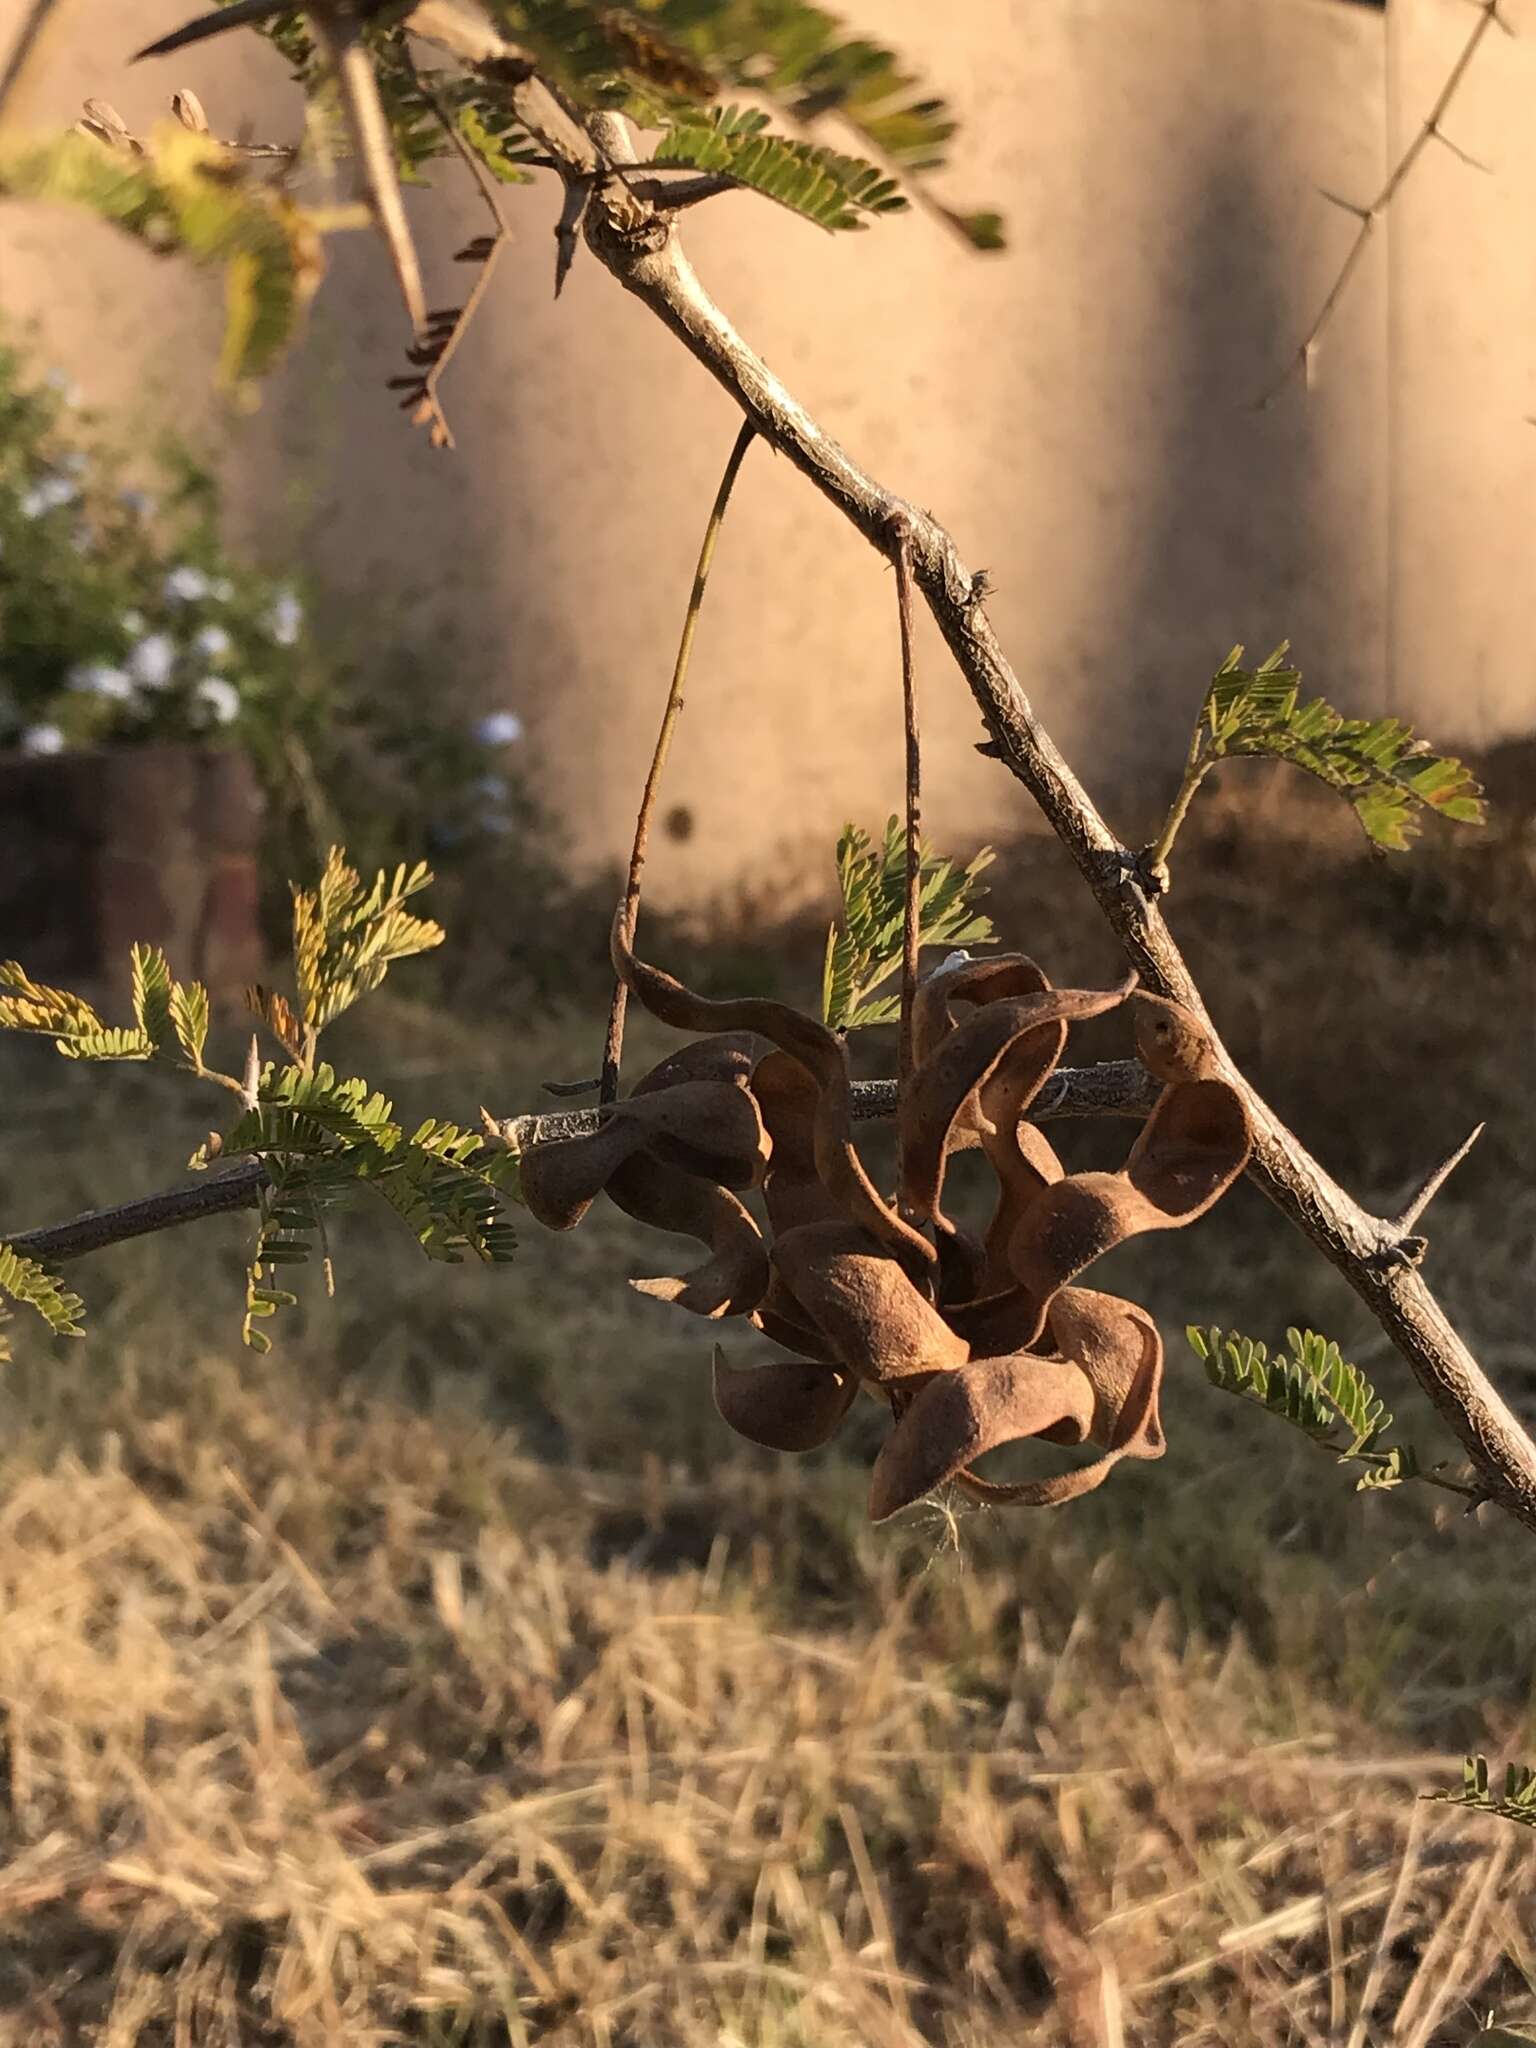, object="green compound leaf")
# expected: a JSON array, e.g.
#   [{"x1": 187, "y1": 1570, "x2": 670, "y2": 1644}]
[
  {"x1": 169, "y1": 980, "x2": 211, "y2": 1067},
  {"x1": 0, "y1": 126, "x2": 335, "y2": 385},
  {"x1": 2, "y1": 954, "x2": 214, "y2": 1070},
  {"x1": 652, "y1": 105, "x2": 903, "y2": 230},
  {"x1": 1195, "y1": 644, "x2": 1486, "y2": 852},
  {"x1": 1424, "y1": 1754, "x2": 1536, "y2": 1834},
  {"x1": 0, "y1": 1240, "x2": 86, "y2": 1339},
  {"x1": 0, "y1": 962, "x2": 111, "y2": 1047},
  {"x1": 1189, "y1": 1325, "x2": 1418, "y2": 1488},
  {"x1": 822, "y1": 818, "x2": 995, "y2": 1031},
  {"x1": 131, "y1": 943, "x2": 177, "y2": 1056},
  {"x1": 291, "y1": 847, "x2": 444, "y2": 1039}
]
